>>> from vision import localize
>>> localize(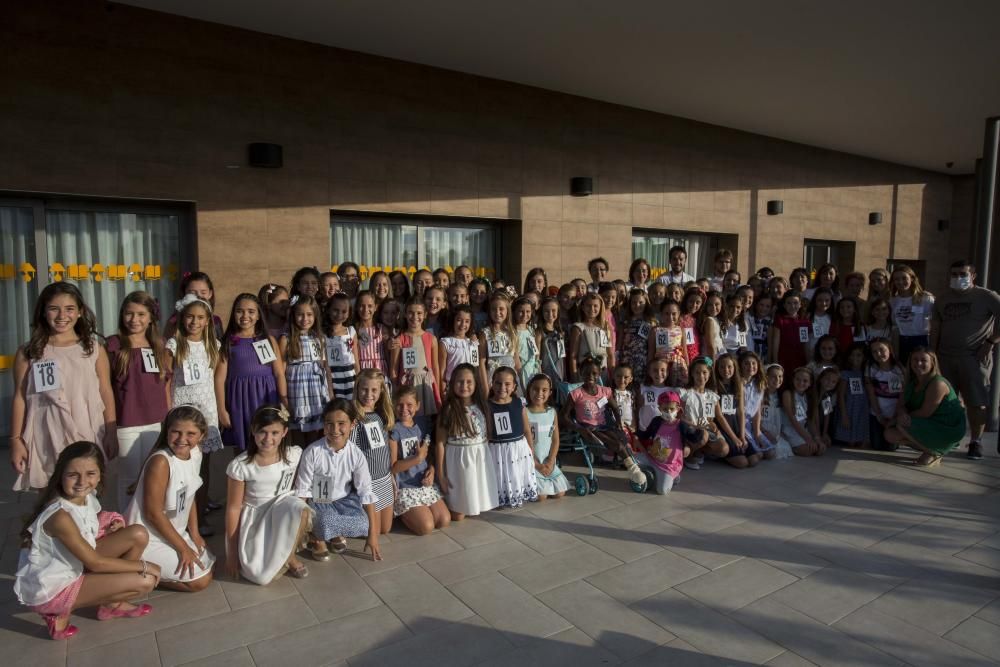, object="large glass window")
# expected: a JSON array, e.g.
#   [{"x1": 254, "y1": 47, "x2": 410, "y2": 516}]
[
  {"x1": 632, "y1": 230, "x2": 730, "y2": 281},
  {"x1": 0, "y1": 198, "x2": 187, "y2": 436},
  {"x1": 804, "y1": 240, "x2": 855, "y2": 274},
  {"x1": 331, "y1": 213, "x2": 499, "y2": 282}
]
